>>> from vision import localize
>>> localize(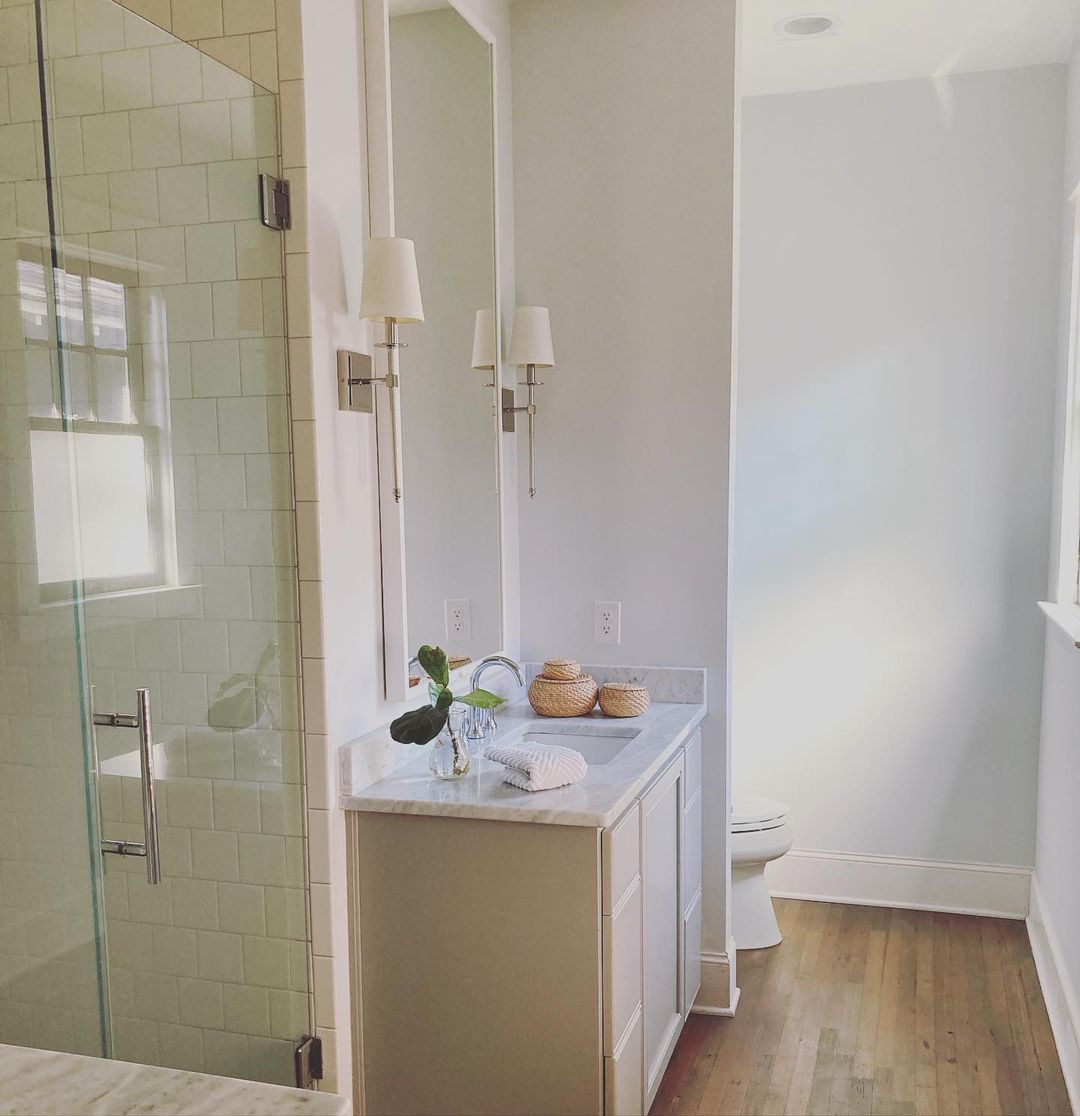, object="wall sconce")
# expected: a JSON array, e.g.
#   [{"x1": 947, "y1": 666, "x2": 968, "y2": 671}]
[
  {"x1": 506, "y1": 306, "x2": 555, "y2": 498},
  {"x1": 472, "y1": 309, "x2": 516, "y2": 433},
  {"x1": 339, "y1": 237, "x2": 425, "y2": 502}
]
